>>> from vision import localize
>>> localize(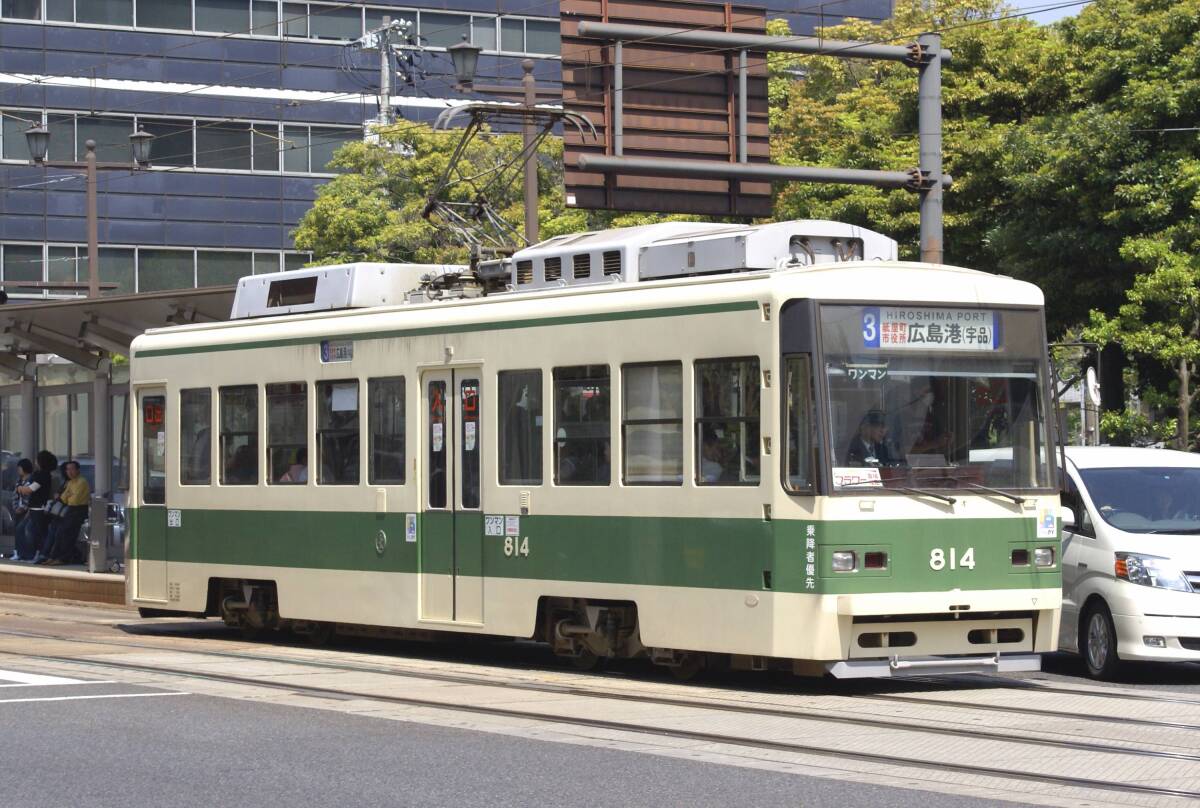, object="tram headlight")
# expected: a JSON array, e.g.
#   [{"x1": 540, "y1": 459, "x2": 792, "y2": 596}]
[
  {"x1": 1114, "y1": 552, "x2": 1190, "y2": 591},
  {"x1": 1033, "y1": 547, "x2": 1055, "y2": 568},
  {"x1": 831, "y1": 551, "x2": 857, "y2": 572}
]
